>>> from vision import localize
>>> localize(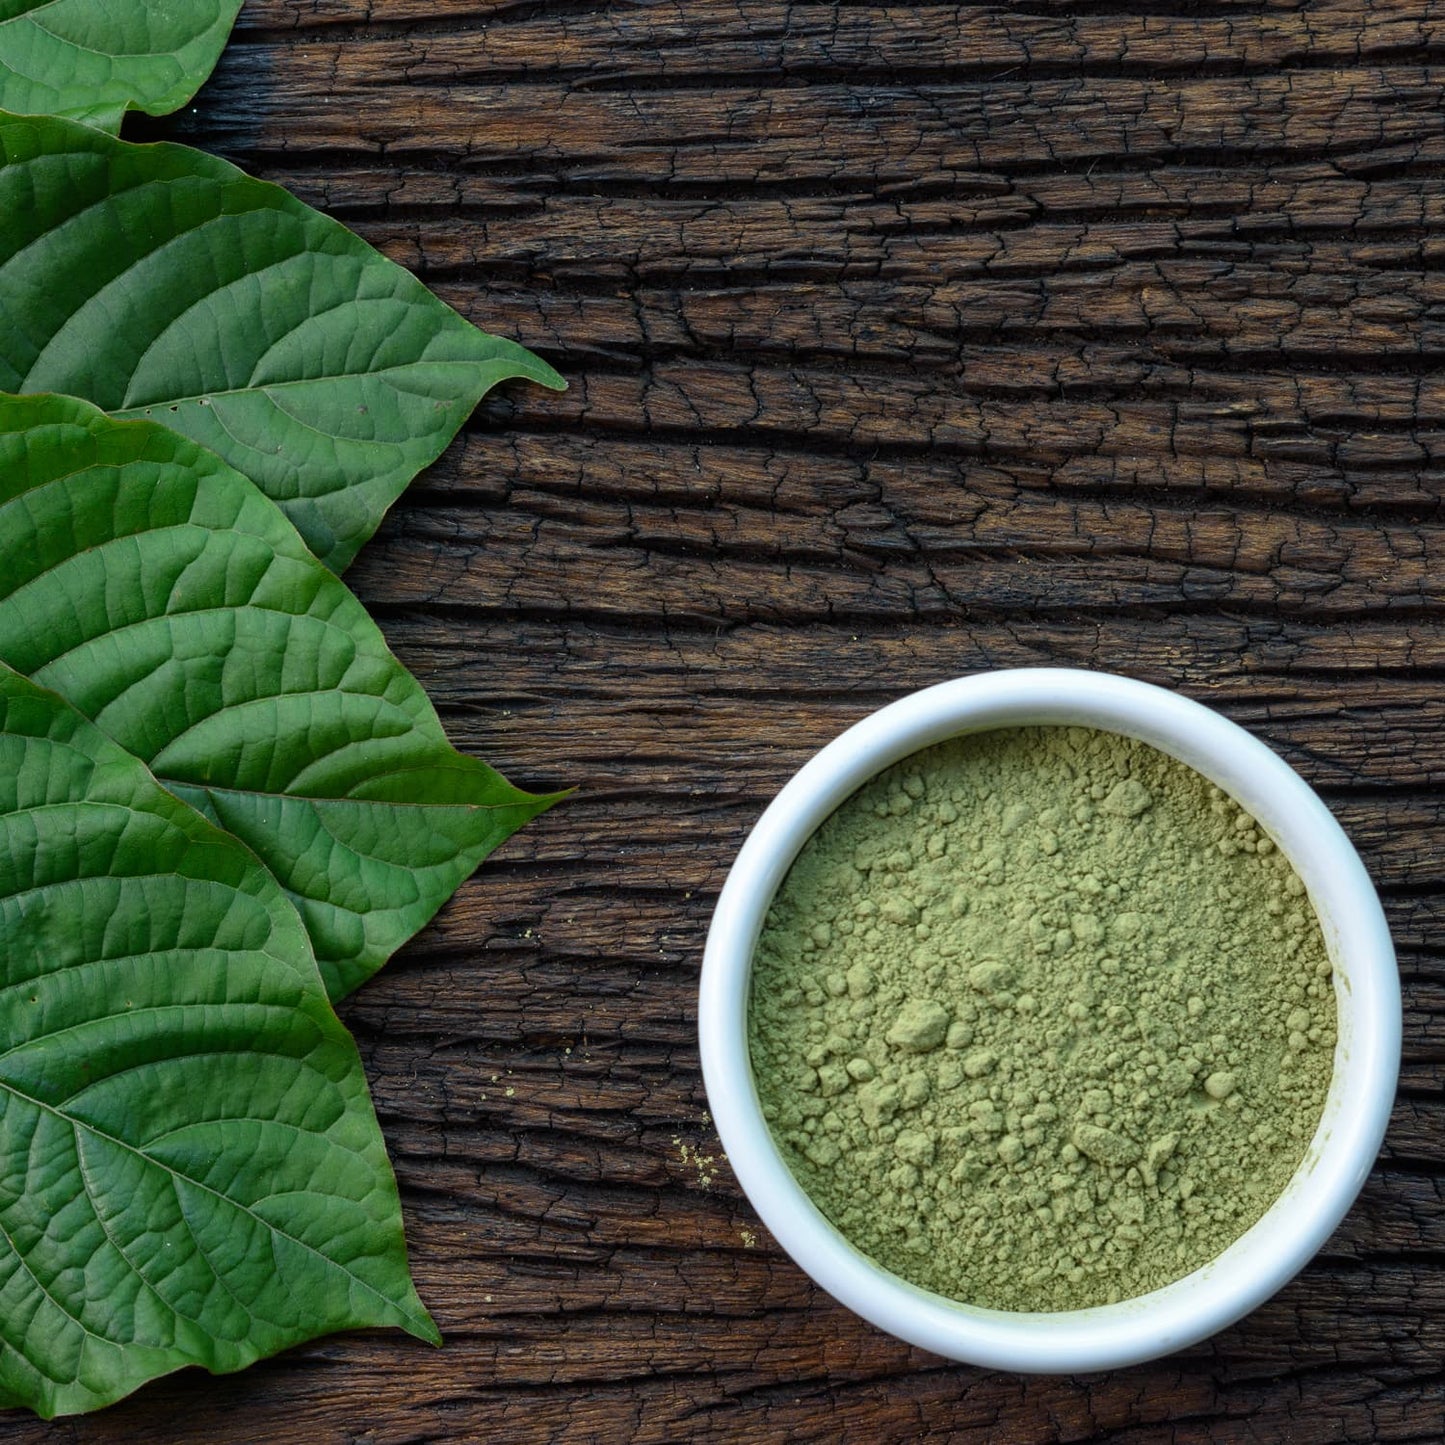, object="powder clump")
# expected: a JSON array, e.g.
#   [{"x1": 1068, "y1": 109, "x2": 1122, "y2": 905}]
[
  {"x1": 886, "y1": 998, "x2": 950, "y2": 1053},
  {"x1": 748, "y1": 725, "x2": 1337, "y2": 1312}
]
